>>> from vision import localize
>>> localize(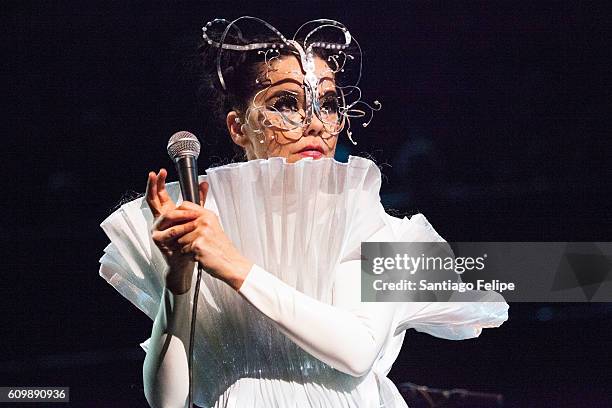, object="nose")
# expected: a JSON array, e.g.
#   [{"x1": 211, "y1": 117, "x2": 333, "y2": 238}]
[{"x1": 303, "y1": 113, "x2": 325, "y2": 138}]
